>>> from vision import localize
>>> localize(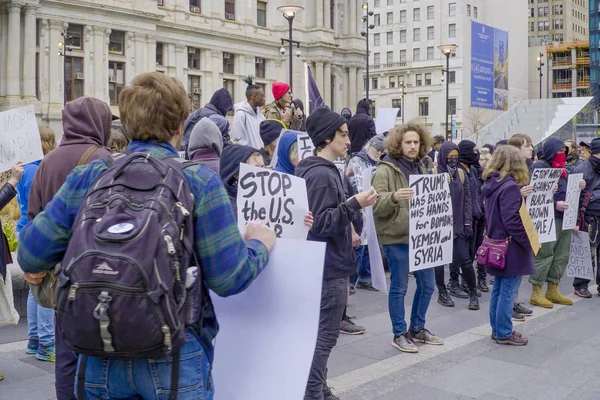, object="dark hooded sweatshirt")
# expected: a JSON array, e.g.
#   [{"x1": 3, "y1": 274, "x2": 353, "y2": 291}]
[
  {"x1": 348, "y1": 99, "x2": 377, "y2": 155},
  {"x1": 531, "y1": 137, "x2": 568, "y2": 219},
  {"x1": 458, "y1": 140, "x2": 483, "y2": 221},
  {"x1": 28, "y1": 97, "x2": 112, "y2": 220},
  {"x1": 437, "y1": 142, "x2": 472, "y2": 237},
  {"x1": 296, "y1": 156, "x2": 362, "y2": 279},
  {"x1": 183, "y1": 88, "x2": 233, "y2": 148},
  {"x1": 219, "y1": 144, "x2": 260, "y2": 216}
]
